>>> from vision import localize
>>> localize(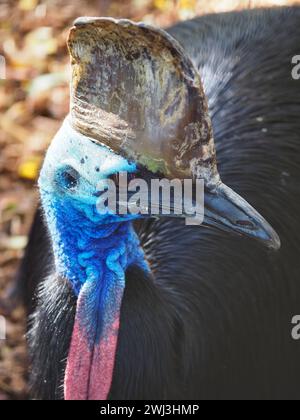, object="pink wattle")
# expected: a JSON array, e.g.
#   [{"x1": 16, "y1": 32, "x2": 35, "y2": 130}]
[{"x1": 64, "y1": 290, "x2": 122, "y2": 400}]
